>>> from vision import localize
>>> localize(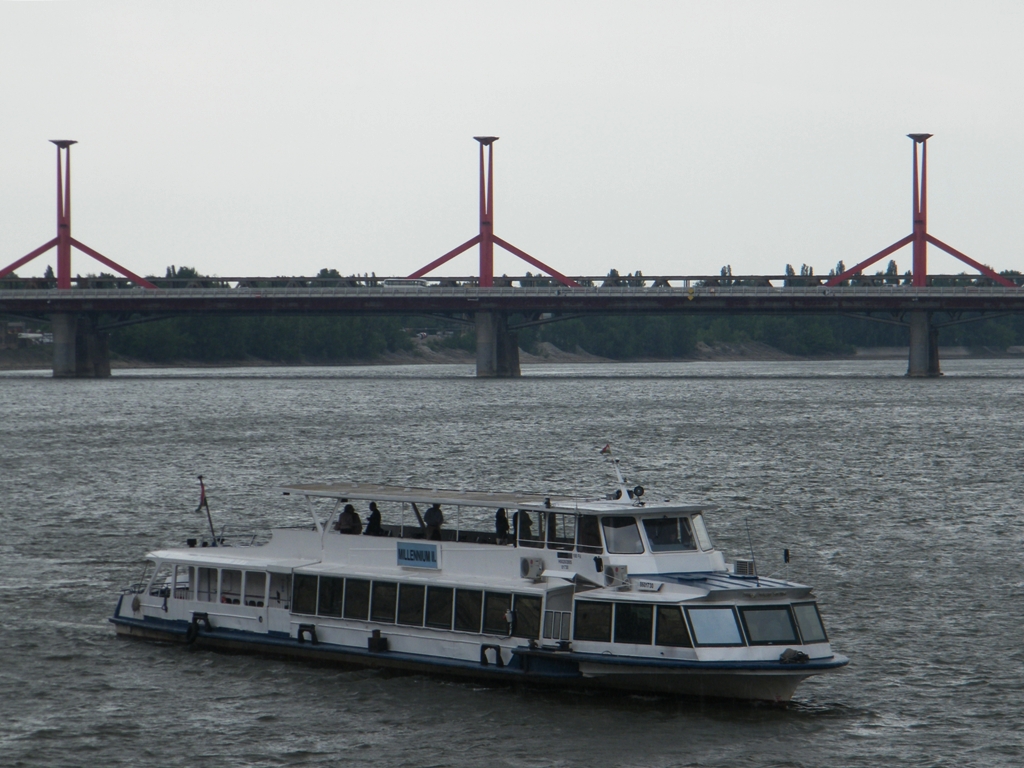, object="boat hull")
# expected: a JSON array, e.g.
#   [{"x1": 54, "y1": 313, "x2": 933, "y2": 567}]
[{"x1": 111, "y1": 615, "x2": 844, "y2": 703}]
